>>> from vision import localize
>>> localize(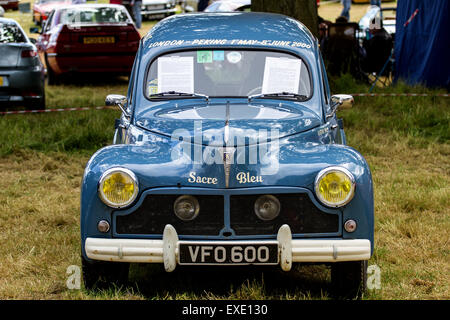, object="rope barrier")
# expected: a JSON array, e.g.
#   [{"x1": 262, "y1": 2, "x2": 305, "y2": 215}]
[
  {"x1": 0, "y1": 106, "x2": 115, "y2": 116},
  {"x1": 1, "y1": 93, "x2": 448, "y2": 115}
]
